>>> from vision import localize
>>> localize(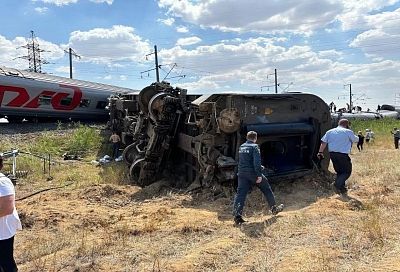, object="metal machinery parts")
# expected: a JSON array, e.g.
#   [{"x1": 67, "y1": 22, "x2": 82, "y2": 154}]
[{"x1": 109, "y1": 82, "x2": 332, "y2": 188}]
